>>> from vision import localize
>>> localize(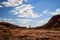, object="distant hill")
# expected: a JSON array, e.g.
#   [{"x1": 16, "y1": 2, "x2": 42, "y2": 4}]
[
  {"x1": 0, "y1": 22, "x2": 27, "y2": 29},
  {"x1": 35, "y1": 14, "x2": 60, "y2": 30}
]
